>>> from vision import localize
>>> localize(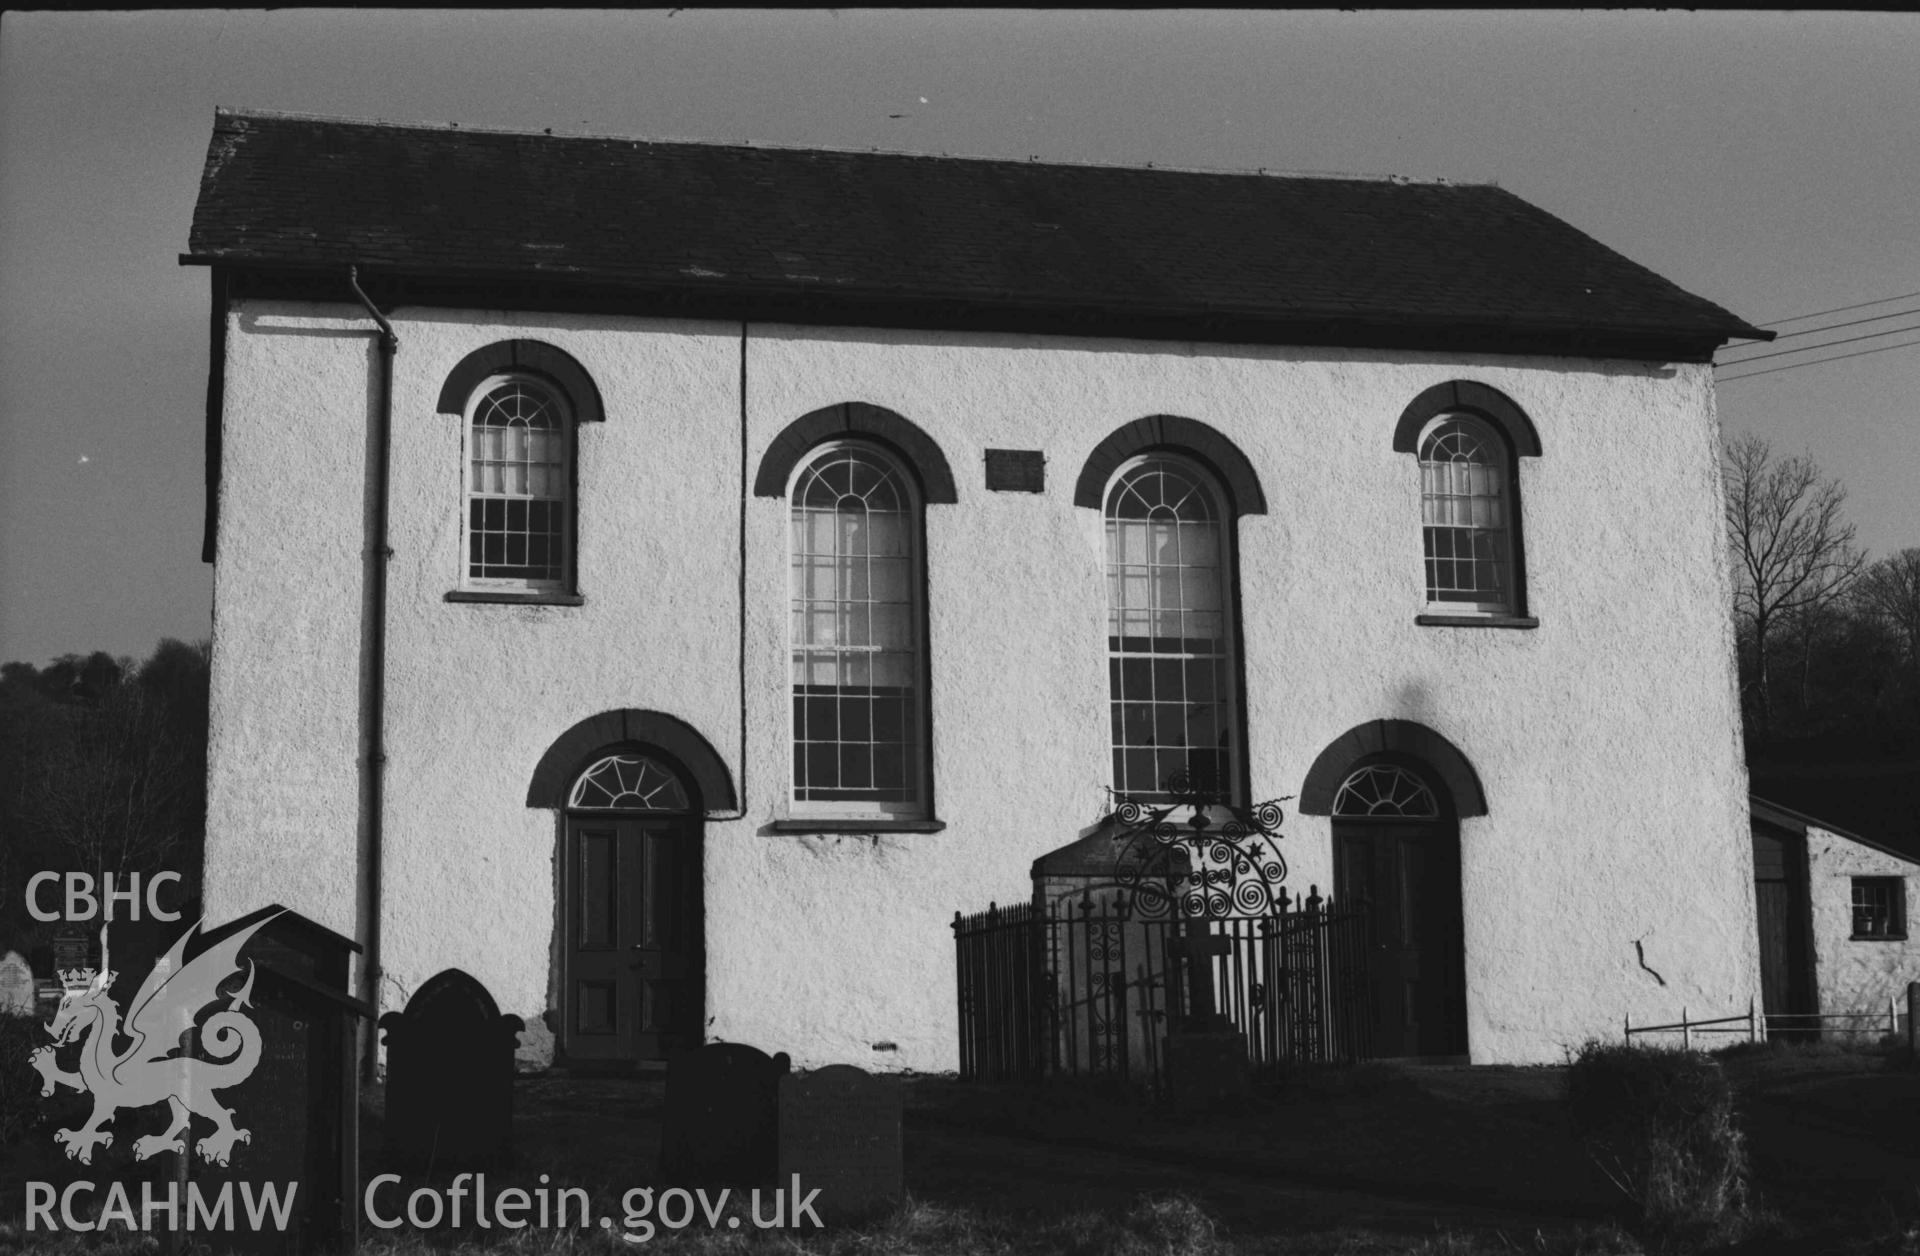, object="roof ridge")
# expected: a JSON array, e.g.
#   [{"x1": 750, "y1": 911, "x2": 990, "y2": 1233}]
[{"x1": 211, "y1": 105, "x2": 1481, "y2": 188}]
